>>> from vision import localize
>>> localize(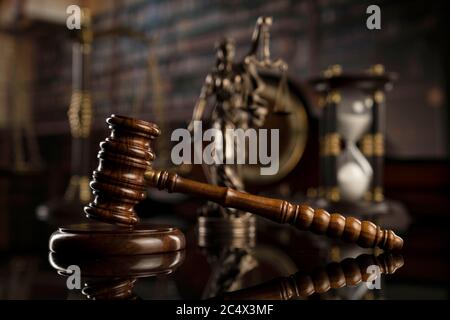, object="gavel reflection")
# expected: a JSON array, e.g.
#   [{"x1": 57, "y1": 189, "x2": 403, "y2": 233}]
[
  {"x1": 212, "y1": 253, "x2": 404, "y2": 300},
  {"x1": 49, "y1": 251, "x2": 185, "y2": 300},
  {"x1": 85, "y1": 115, "x2": 403, "y2": 251}
]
